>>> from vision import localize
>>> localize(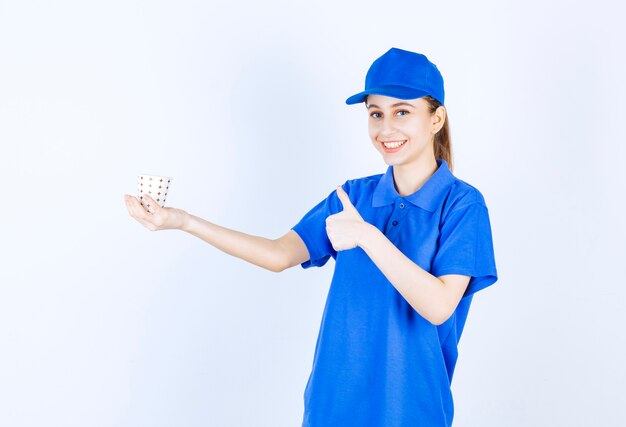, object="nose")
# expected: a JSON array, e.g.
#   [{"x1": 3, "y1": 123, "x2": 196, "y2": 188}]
[{"x1": 380, "y1": 115, "x2": 396, "y2": 136}]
